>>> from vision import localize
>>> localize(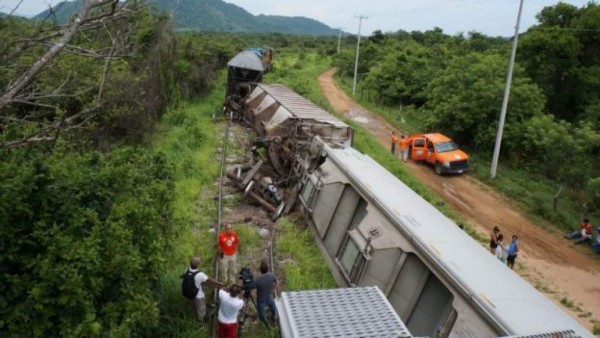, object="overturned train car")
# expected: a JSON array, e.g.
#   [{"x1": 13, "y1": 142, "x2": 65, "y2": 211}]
[
  {"x1": 223, "y1": 48, "x2": 593, "y2": 337},
  {"x1": 226, "y1": 81, "x2": 353, "y2": 219},
  {"x1": 298, "y1": 137, "x2": 592, "y2": 337}
]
